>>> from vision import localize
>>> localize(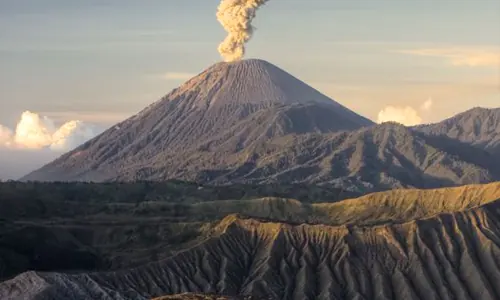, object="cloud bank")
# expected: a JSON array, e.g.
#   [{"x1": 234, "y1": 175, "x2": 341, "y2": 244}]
[
  {"x1": 0, "y1": 125, "x2": 13, "y2": 147},
  {"x1": 163, "y1": 72, "x2": 196, "y2": 81},
  {"x1": 0, "y1": 111, "x2": 103, "y2": 180},
  {"x1": 396, "y1": 47, "x2": 500, "y2": 67},
  {"x1": 377, "y1": 98, "x2": 433, "y2": 126},
  {"x1": 0, "y1": 111, "x2": 103, "y2": 151}
]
